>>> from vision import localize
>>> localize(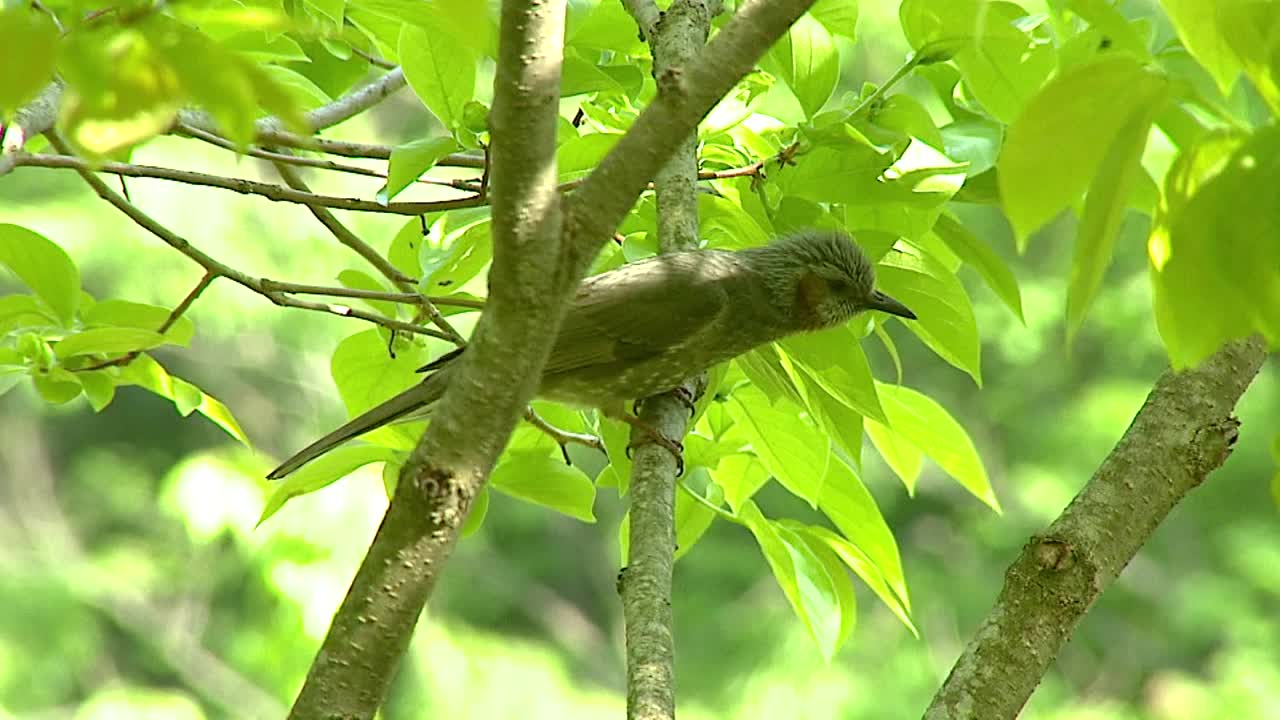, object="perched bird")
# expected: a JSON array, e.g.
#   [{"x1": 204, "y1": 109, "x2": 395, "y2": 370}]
[{"x1": 267, "y1": 229, "x2": 915, "y2": 479}]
